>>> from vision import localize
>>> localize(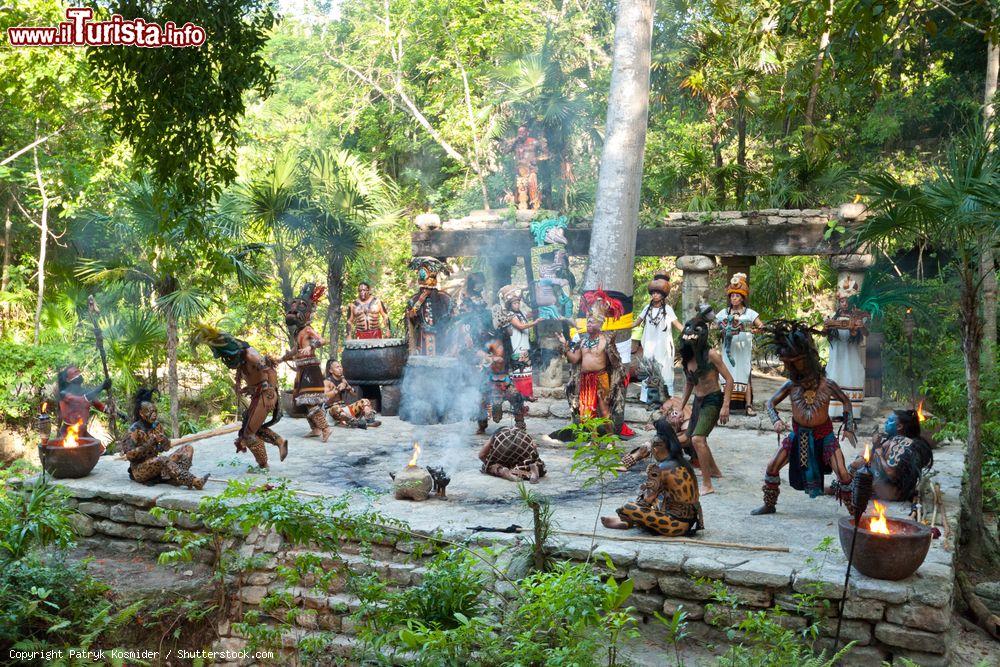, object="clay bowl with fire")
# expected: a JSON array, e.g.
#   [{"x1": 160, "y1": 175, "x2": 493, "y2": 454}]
[
  {"x1": 392, "y1": 442, "x2": 433, "y2": 501},
  {"x1": 838, "y1": 501, "x2": 932, "y2": 581},
  {"x1": 38, "y1": 422, "x2": 103, "y2": 479}
]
